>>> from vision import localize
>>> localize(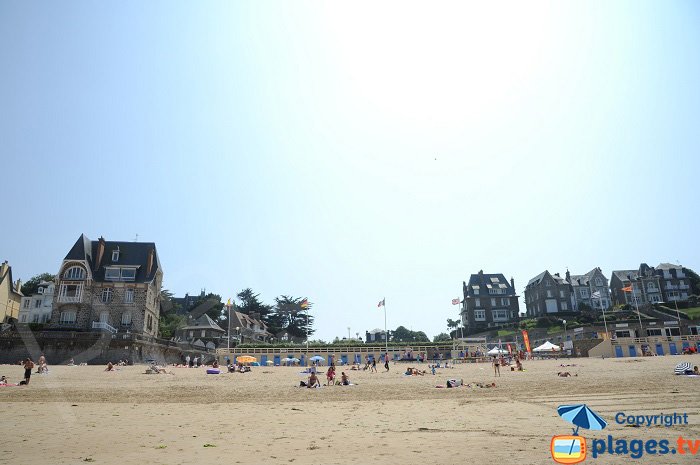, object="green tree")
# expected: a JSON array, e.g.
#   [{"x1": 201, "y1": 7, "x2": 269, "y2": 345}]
[
  {"x1": 683, "y1": 267, "x2": 700, "y2": 296},
  {"x1": 236, "y1": 288, "x2": 274, "y2": 323},
  {"x1": 271, "y1": 295, "x2": 314, "y2": 339},
  {"x1": 433, "y1": 332, "x2": 452, "y2": 342},
  {"x1": 446, "y1": 318, "x2": 460, "y2": 332},
  {"x1": 191, "y1": 293, "x2": 225, "y2": 324},
  {"x1": 20, "y1": 273, "x2": 55, "y2": 296},
  {"x1": 391, "y1": 326, "x2": 430, "y2": 343},
  {"x1": 159, "y1": 313, "x2": 187, "y2": 339}
]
